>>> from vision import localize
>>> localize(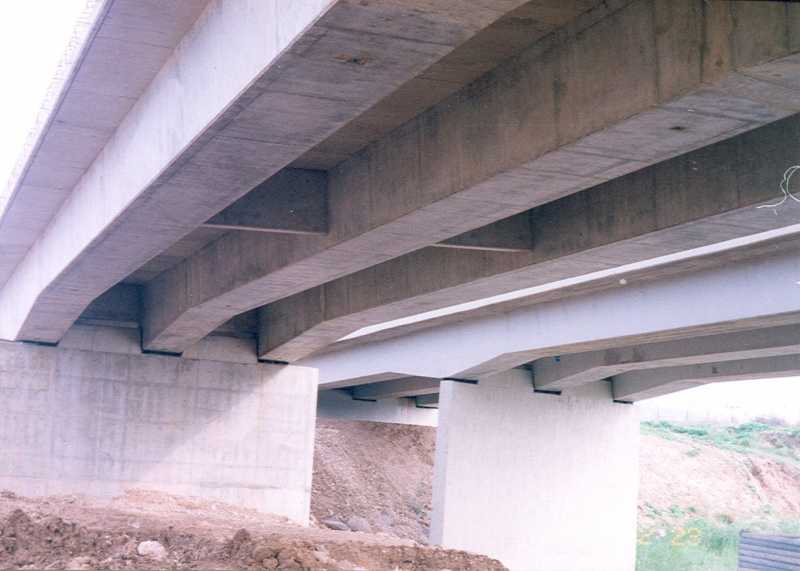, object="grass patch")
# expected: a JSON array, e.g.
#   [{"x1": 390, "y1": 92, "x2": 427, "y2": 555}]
[
  {"x1": 641, "y1": 421, "x2": 800, "y2": 462},
  {"x1": 637, "y1": 518, "x2": 738, "y2": 571}
]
